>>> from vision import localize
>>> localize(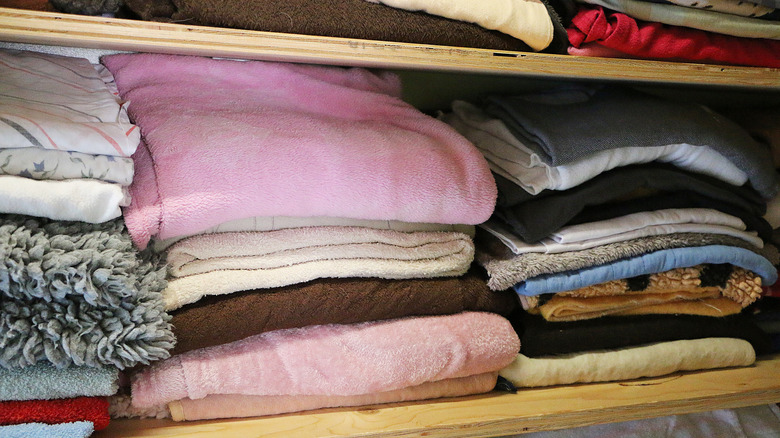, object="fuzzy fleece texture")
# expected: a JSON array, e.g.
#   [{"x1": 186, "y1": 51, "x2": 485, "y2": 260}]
[
  {"x1": 500, "y1": 337, "x2": 755, "y2": 387},
  {"x1": 167, "y1": 372, "x2": 498, "y2": 421},
  {"x1": 163, "y1": 227, "x2": 474, "y2": 310},
  {"x1": 0, "y1": 421, "x2": 94, "y2": 438},
  {"x1": 130, "y1": 312, "x2": 520, "y2": 408},
  {"x1": 101, "y1": 53, "x2": 497, "y2": 250},
  {"x1": 0, "y1": 396, "x2": 110, "y2": 430},
  {"x1": 476, "y1": 230, "x2": 779, "y2": 291},
  {"x1": 168, "y1": 267, "x2": 516, "y2": 356},
  {"x1": 0, "y1": 214, "x2": 174, "y2": 369},
  {"x1": 0, "y1": 365, "x2": 118, "y2": 401}
]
